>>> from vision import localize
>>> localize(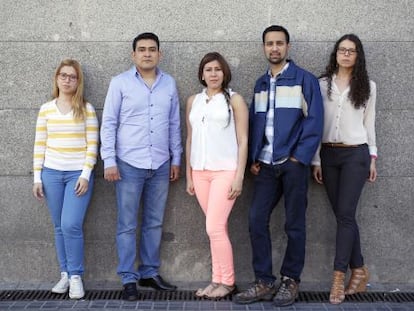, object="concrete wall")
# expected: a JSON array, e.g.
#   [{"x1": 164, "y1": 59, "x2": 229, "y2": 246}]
[{"x1": 1, "y1": 0, "x2": 413, "y2": 288}]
